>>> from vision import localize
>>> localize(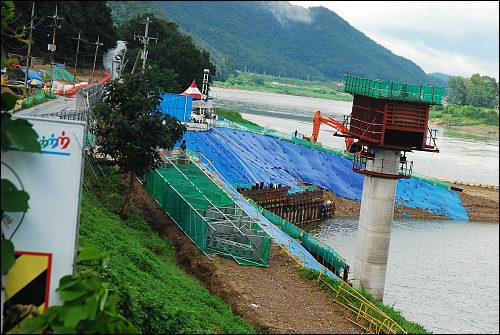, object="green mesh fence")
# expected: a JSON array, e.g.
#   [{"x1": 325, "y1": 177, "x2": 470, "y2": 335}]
[
  {"x1": 143, "y1": 161, "x2": 271, "y2": 266},
  {"x1": 247, "y1": 199, "x2": 346, "y2": 275},
  {"x1": 344, "y1": 74, "x2": 445, "y2": 104}
]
